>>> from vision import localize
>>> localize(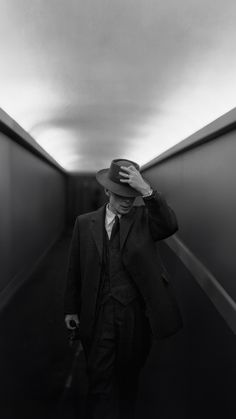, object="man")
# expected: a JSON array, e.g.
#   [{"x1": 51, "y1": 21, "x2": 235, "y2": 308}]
[{"x1": 64, "y1": 158, "x2": 182, "y2": 419}]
